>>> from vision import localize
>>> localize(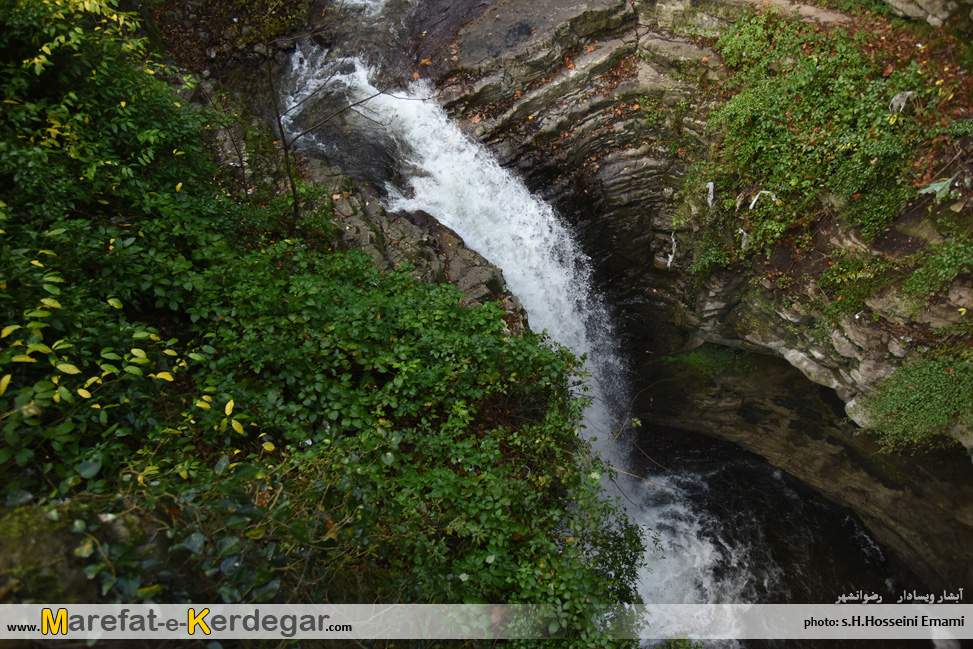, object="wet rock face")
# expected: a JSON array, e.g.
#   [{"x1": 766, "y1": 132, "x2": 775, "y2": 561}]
[
  {"x1": 306, "y1": 162, "x2": 528, "y2": 332},
  {"x1": 438, "y1": 0, "x2": 726, "y2": 359},
  {"x1": 430, "y1": 0, "x2": 973, "y2": 590},
  {"x1": 644, "y1": 349, "x2": 973, "y2": 591}
]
